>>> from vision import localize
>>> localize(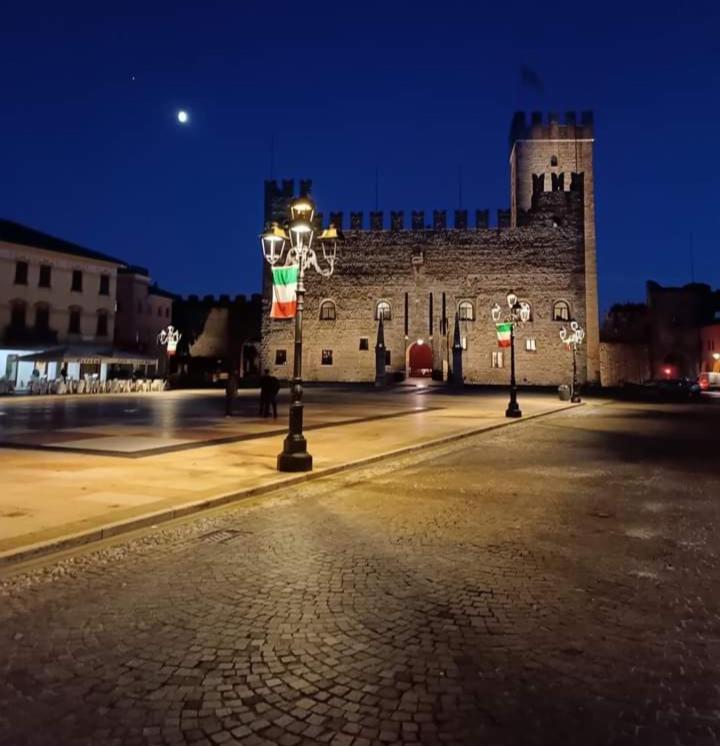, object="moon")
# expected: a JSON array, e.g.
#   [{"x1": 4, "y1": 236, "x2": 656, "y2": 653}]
[{"x1": 177, "y1": 110, "x2": 189, "y2": 124}]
